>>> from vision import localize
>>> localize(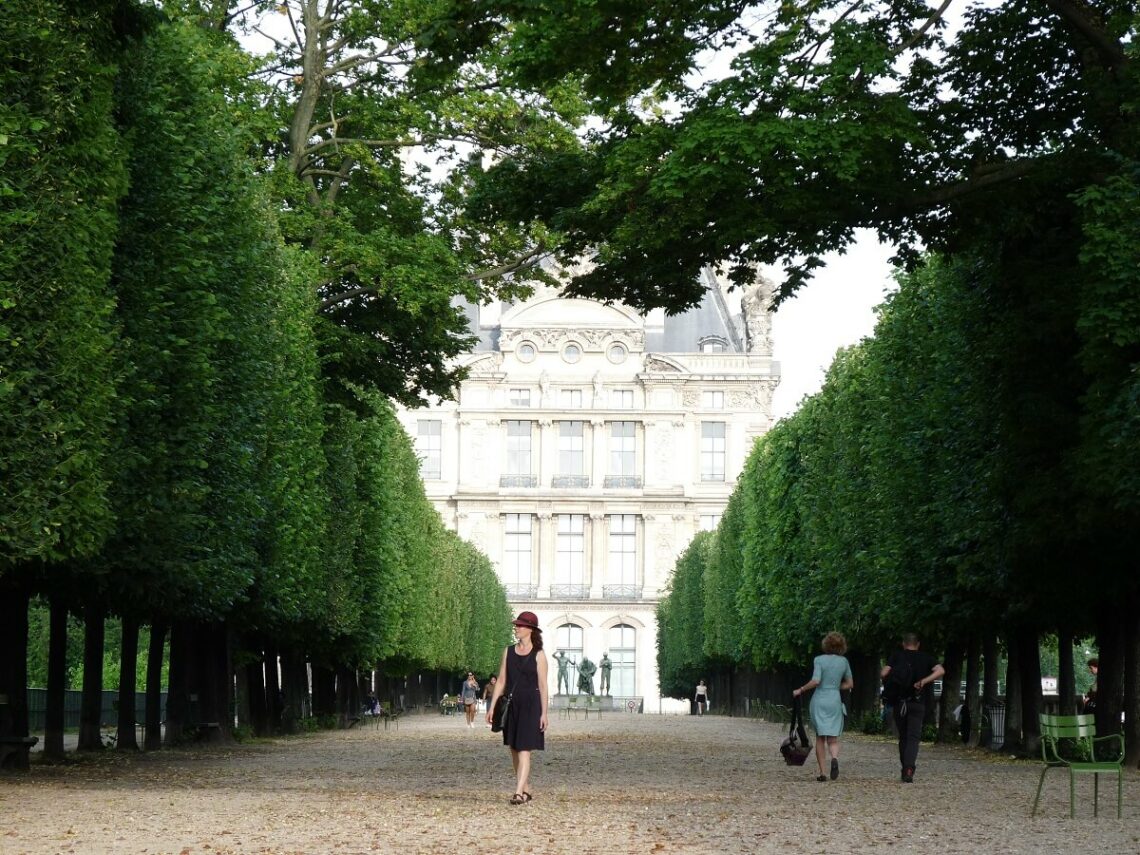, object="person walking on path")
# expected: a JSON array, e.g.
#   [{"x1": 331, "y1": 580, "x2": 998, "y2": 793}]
[
  {"x1": 482, "y1": 676, "x2": 497, "y2": 726},
  {"x1": 461, "y1": 672, "x2": 480, "y2": 728},
  {"x1": 793, "y1": 631, "x2": 854, "y2": 782},
  {"x1": 486, "y1": 611, "x2": 549, "y2": 805},
  {"x1": 881, "y1": 632, "x2": 944, "y2": 783},
  {"x1": 694, "y1": 680, "x2": 709, "y2": 715}
]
